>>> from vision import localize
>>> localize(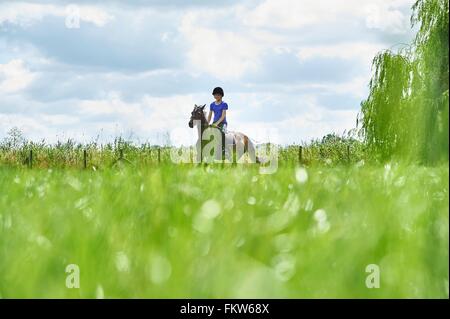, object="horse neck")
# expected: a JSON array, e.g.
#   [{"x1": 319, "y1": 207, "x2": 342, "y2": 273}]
[{"x1": 197, "y1": 116, "x2": 208, "y2": 138}]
